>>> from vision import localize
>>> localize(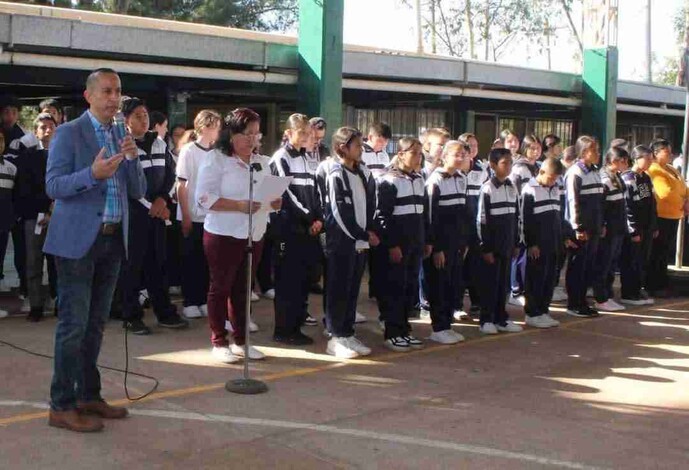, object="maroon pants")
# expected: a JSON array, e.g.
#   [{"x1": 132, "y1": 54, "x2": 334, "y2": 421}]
[{"x1": 203, "y1": 231, "x2": 262, "y2": 347}]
